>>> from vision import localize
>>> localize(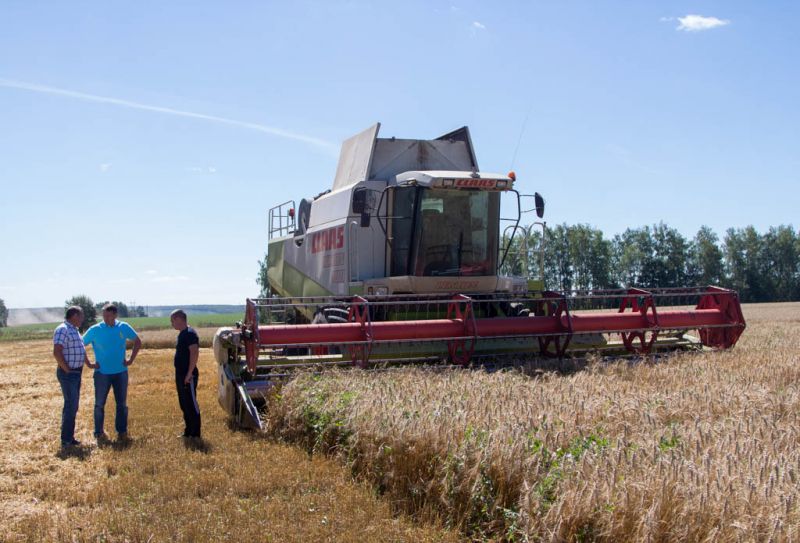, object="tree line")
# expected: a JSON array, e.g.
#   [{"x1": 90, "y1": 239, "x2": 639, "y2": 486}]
[
  {"x1": 502, "y1": 223, "x2": 800, "y2": 303},
  {"x1": 63, "y1": 296, "x2": 148, "y2": 331},
  {"x1": 0, "y1": 296, "x2": 147, "y2": 330}
]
